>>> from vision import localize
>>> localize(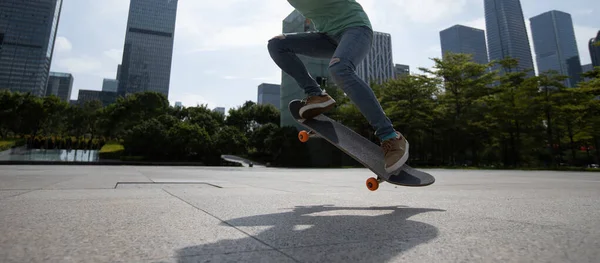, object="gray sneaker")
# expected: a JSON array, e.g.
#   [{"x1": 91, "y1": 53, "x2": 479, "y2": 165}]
[
  {"x1": 299, "y1": 94, "x2": 336, "y2": 119},
  {"x1": 381, "y1": 132, "x2": 409, "y2": 173}
]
